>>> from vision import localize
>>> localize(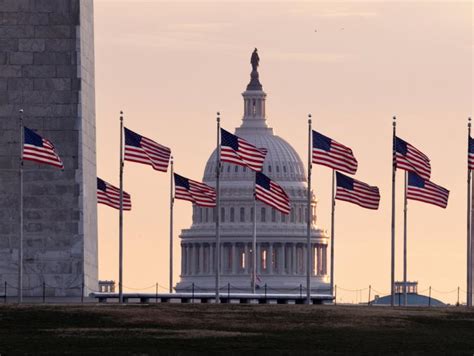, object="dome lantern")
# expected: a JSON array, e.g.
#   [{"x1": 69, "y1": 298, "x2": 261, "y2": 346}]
[{"x1": 237, "y1": 48, "x2": 272, "y2": 135}]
